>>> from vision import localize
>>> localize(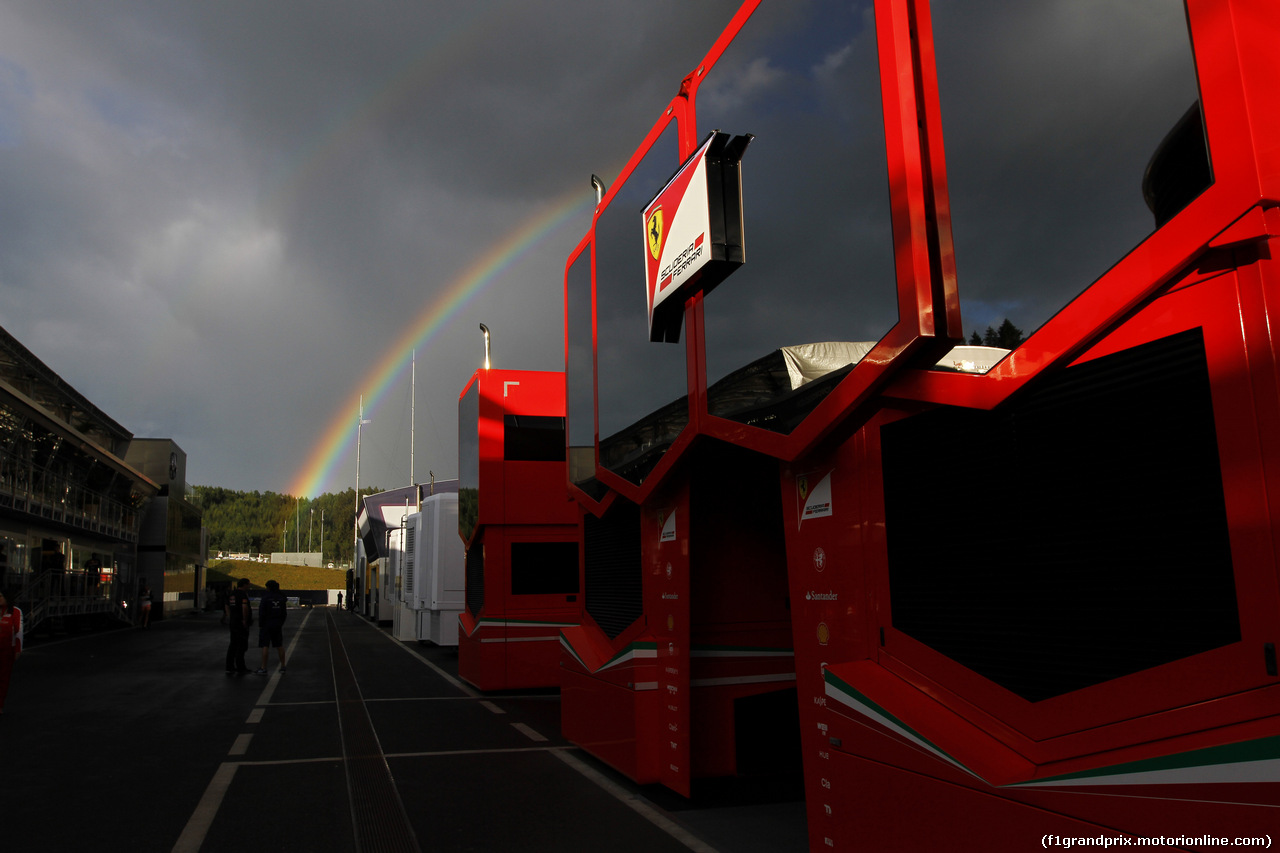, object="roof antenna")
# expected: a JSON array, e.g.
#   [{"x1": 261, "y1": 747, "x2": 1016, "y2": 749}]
[
  {"x1": 479, "y1": 323, "x2": 491, "y2": 370},
  {"x1": 591, "y1": 174, "x2": 606, "y2": 208}
]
